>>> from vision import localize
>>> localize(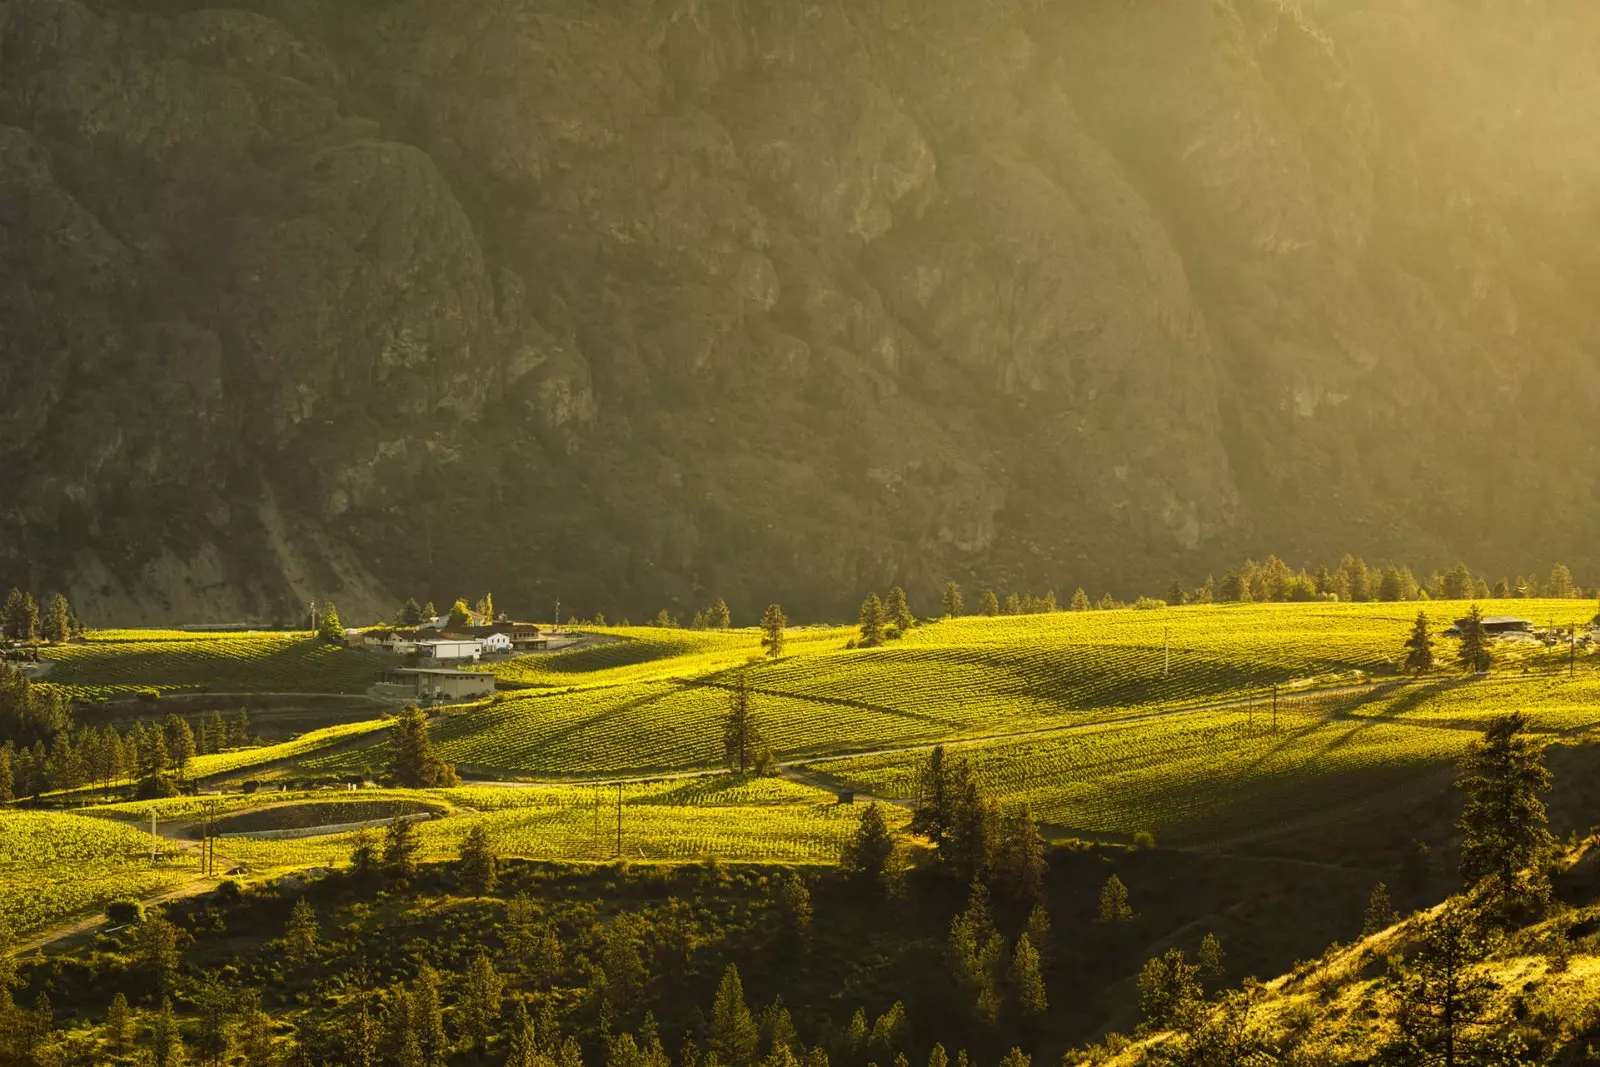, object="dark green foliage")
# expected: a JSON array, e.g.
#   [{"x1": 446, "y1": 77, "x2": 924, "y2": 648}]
[
  {"x1": 978, "y1": 590, "x2": 999, "y2": 617},
  {"x1": 137, "y1": 914, "x2": 182, "y2": 1000},
  {"x1": 858, "y1": 593, "x2": 886, "y2": 648},
  {"x1": 383, "y1": 815, "x2": 420, "y2": 878},
  {"x1": 318, "y1": 602, "x2": 344, "y2": 644},
  {"x1": 724, "y1": 672, "x2": 769, "y2": 775},
  {"x1": 941, "y1": 582, "x2": 963, "y2": 618},
  {"x1": 710, "y1": 965, "x2": 760, "y2": 1067},
  {"x1": 840, "y1": 803, "x2": 897, "y2": 892},
  {"x1": 400, "y1": 598, "x2": 424, "y2": 626},
  {"x1": 1363, "y1": 883, "x2": 1399, "y2": 936},
  {"x1": 991, "y1": 807, "x2": 1045, "y2": 910},
  {"x1": 386, "y1": 705, "x2": 458, "y2": 788},
  {"x1": 284, "y1": 898, "x2": 318, "y2": 966},
  {"x1": 776, "y1": 874, "x2": 813, "y2": 950},
  {"x1": 41, "y1": 595, "x2": 71, "y2": 644},
  {"x1": 1008, "y1": 935, "x2": 1046, "y2": 1017},
  {"x1": 885, "y1": 587, "x2": 914, "y2": 632},
  {"x1": 1457, "y1": 713, "x2": 1551, "y2": 899},
  {"x1": 1136, "y1": 948, "x2": 1202, "y2": 1034},
  {"x1": 911, "y1": 746, "x2": 966, "y2": 847},
  {"x1": 458, "y1": 823, "x2": 499, "y2": 895},
  {"x1": 1455, "y1": 604, "x2": 1492, "y2": 674},
  {"x1": 107, "y1": 899, "x2": 144, "y2": 926},
  {"x1": 1403, "y1": 611, "x2": 1435, "y2": 674},
  {"x1": 707, "y1": 599, "x2": 733, "y2": 630},
  {"x1": 1097, "y1": 875, "x2": 1133, "y2": 923},
  {"x1": 2, "y1": 589, "x2": 38, "y2": 642},
  {"x1": 761, "y1": 605, "x2": 787, "y2": 658}
]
